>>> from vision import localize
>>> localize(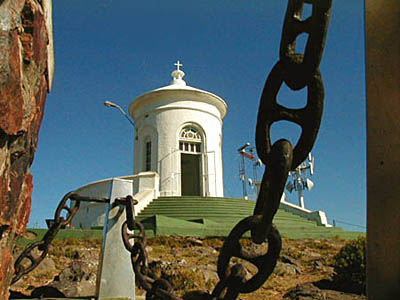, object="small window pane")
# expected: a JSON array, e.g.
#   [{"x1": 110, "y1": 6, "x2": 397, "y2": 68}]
[{"x1": 145, "y1": 141, "x2": 151, "y2": 171}]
